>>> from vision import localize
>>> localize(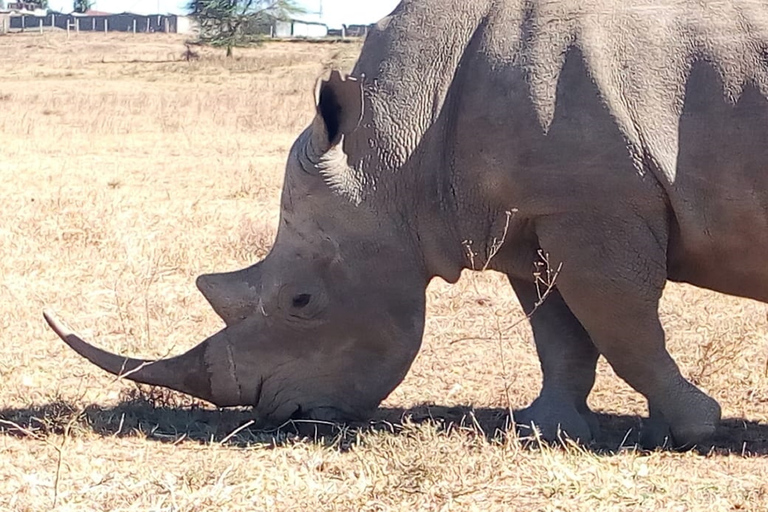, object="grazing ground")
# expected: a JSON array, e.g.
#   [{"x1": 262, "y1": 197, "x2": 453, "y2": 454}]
[{"x1": 1, "y1": 31, "x2": 768, "y2": 511}]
